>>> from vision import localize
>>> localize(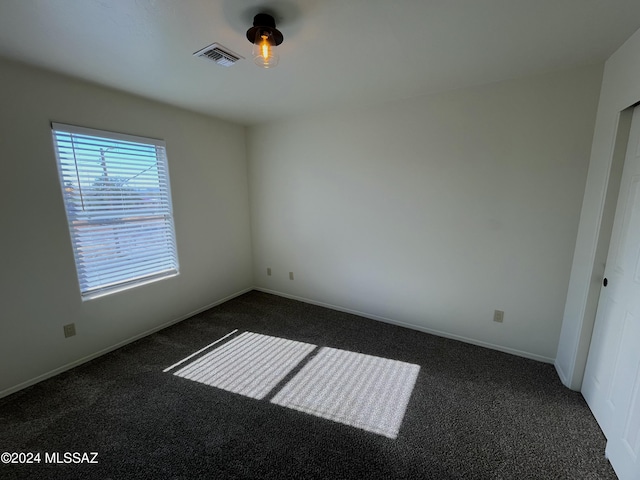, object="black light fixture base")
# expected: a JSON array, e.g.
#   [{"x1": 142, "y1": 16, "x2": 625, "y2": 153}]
[{"x1": 246, "y1": 13, "x2": 284, "y2": 45}]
